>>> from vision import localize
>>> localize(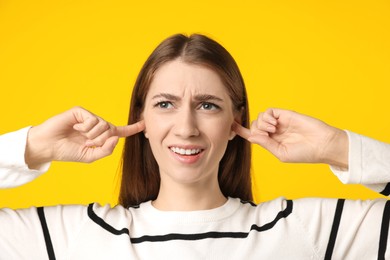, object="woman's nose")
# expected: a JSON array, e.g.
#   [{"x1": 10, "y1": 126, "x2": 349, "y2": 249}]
[{"x1": 173, "y1": 108, "x2": 200, "y2": 138}]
